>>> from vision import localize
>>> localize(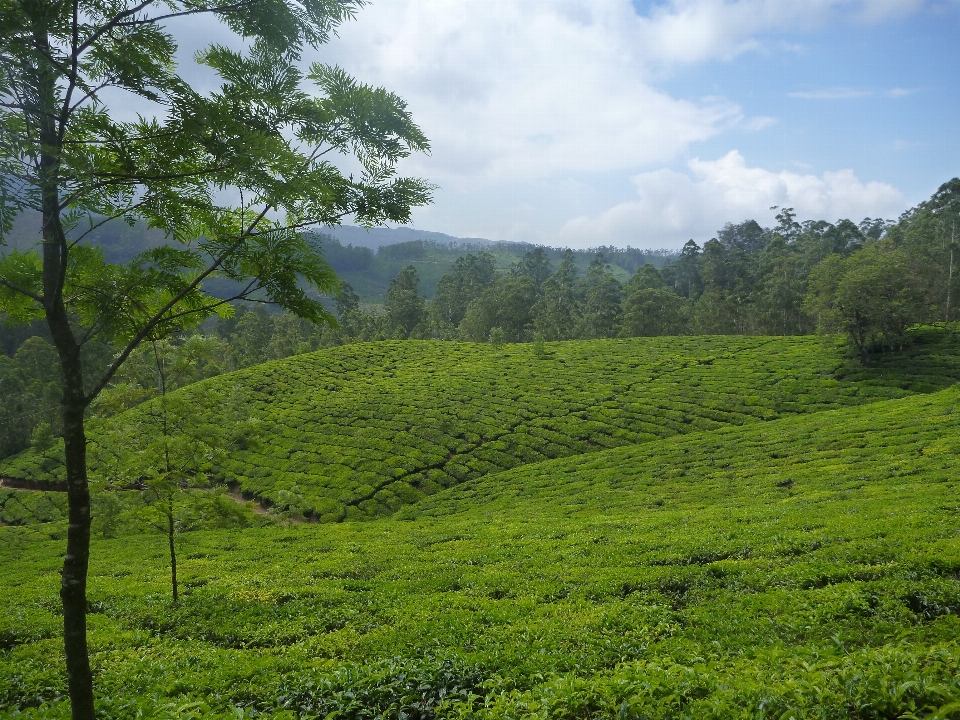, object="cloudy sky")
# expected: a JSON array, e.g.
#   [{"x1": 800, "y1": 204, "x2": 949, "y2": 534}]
[{"x1": 223, "y1": 0, "x2": 960, "y2": 249}]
